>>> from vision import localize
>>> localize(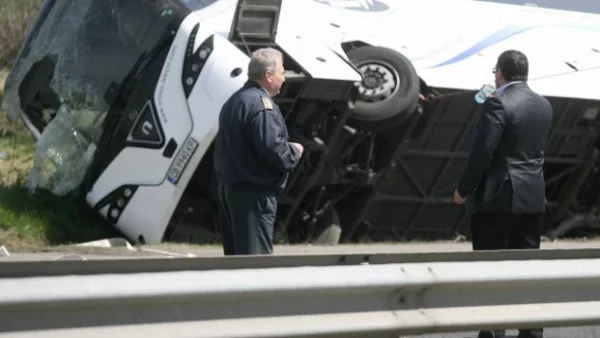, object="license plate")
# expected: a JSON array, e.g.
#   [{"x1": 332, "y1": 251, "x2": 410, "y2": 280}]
[{"x1": 167, "y1": 137, "x2": 199, "y2": 185}]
